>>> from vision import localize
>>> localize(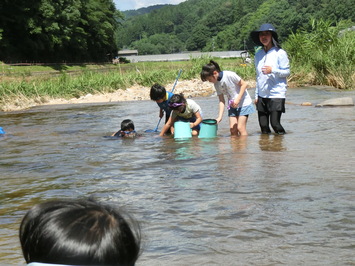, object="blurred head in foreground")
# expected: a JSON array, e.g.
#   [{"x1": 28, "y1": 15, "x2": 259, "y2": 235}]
[{"x1": 19, "y1": 198, "x2": 141, "y2": 266}]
